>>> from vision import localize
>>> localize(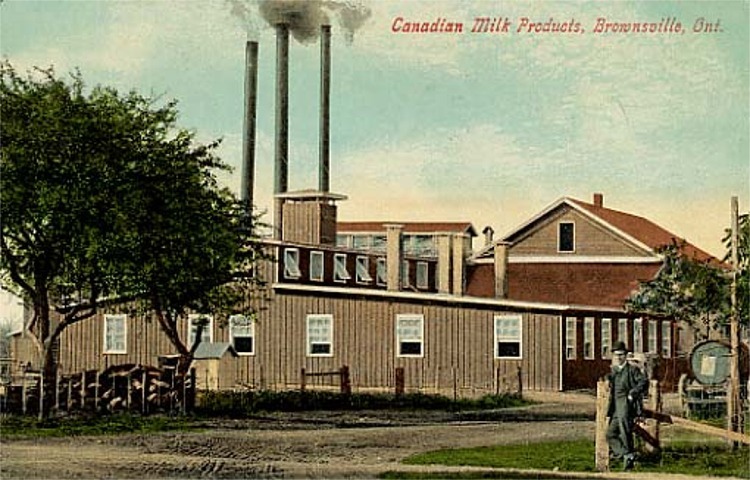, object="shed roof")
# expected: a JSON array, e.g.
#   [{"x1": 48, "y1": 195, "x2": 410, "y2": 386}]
[{"x1": 193, "y1": 342, "x2": 237, "y2": 359}]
